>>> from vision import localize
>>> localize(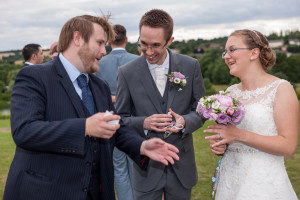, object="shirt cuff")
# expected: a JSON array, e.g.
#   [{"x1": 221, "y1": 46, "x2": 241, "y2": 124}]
[
  {"x1": 144, "y1": 129, "x2": 149, "y2": 136},
  {"x1": 181, "y1": 127, "x2": 186, "y2": 133}
]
